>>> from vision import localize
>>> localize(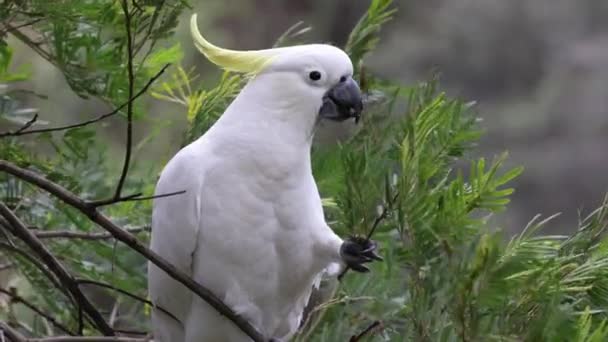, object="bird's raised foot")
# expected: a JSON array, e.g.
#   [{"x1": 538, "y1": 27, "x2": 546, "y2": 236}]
[{"x1": 340, "y1": 236, "x2": 382, "y2": 273}]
